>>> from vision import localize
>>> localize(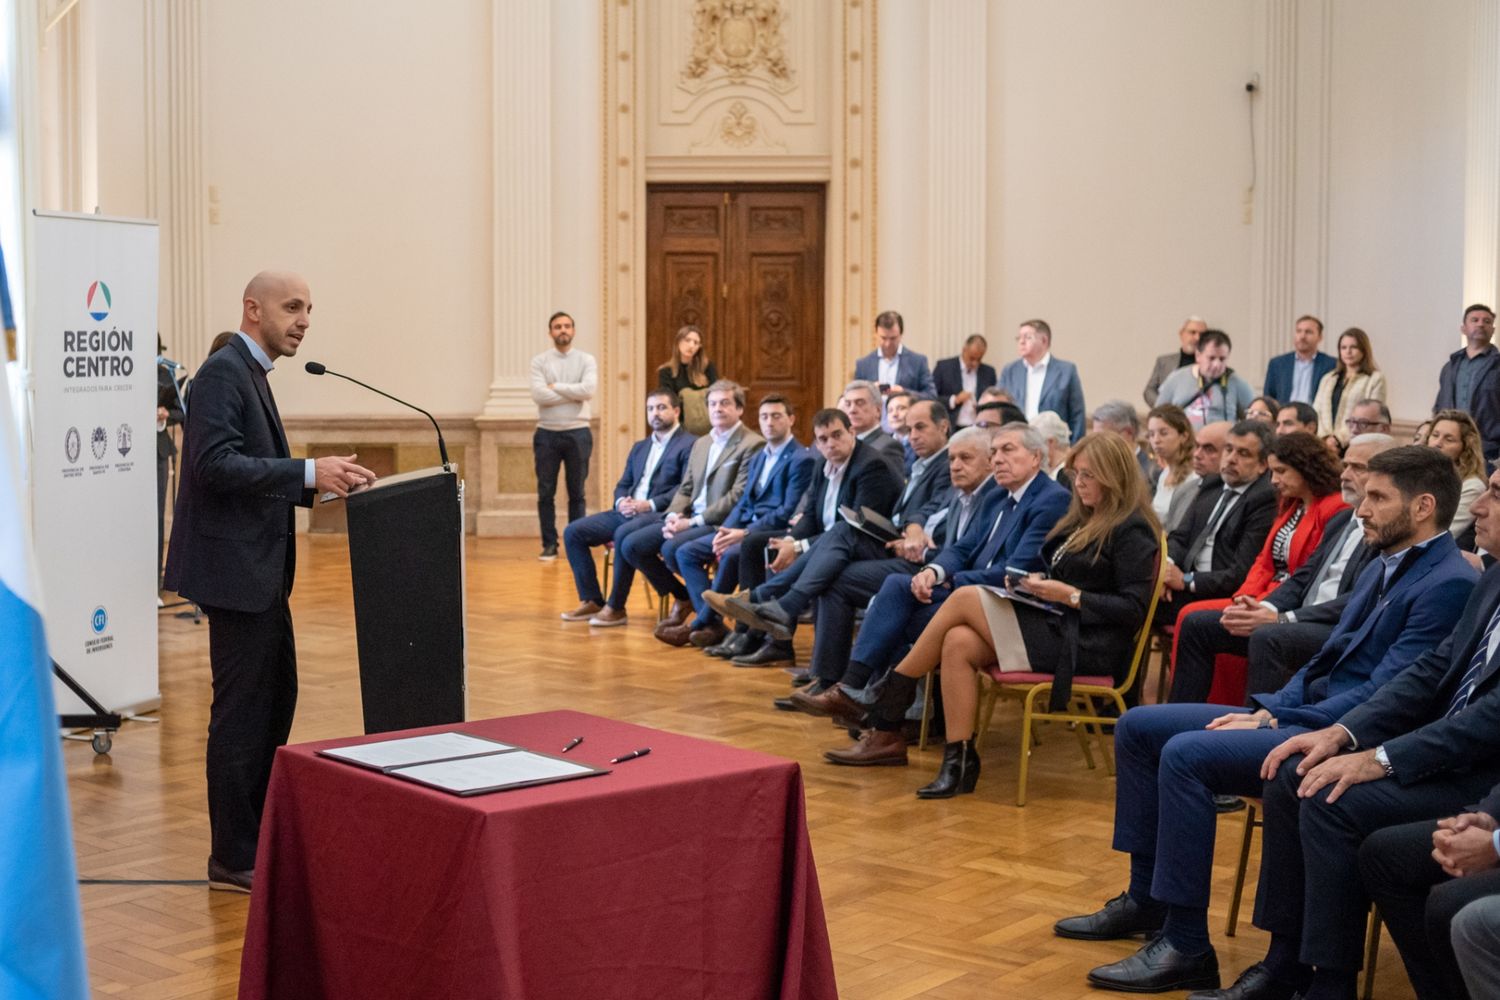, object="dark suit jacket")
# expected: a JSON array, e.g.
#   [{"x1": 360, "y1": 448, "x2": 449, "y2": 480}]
[
  {"x1": 1253, "y1": 533, "x2": 1478, "y2": 729},
  {"x1": 1263, "y1": 508, "x2": 1376, "y2": 625},
  {"x1": 1339, "y1": 565, "x2": 1500, "y2": 788},
  {"x1": 893, "y1": 449, "x2": 953, "y2": 529},
  {"x1": 858, "y1": 426, "x2": 908, "y2": 475},
  {"x1": 162, "y1": 336, "x2": 314, "y2": 613},
  {"x1": 1435, "y1": 346, "x2": 1500, "y2": 466},
  {"x1": 722, "y1": 440, "x2": 814, "y2": 533},
  {"x1": 998, "y1": 356, "x2": 1088, "y2": 442},
  {"x1": 1263, "y1": 350, "x2": 1337, "y2": 404},
  {"x1": 854, "y1": 349, "x2": 936, "y2": 397},
  {"x1": 1168, "y1": 472, "x2": 1278, "y2": 600},
  {"x1": 924, "y1": 477, "x2": 998, "y2": 551},
  {"x1": 612, "y1": 427, "x2": 697, "y2": 512},
  {"x1": 938, "y1": 473, "x2": 1072, "y2": 586},
  {"x1": 932, "y1": 357, "x2": 997, "y2": 425},
  {"x1": 790, "y1": 439, "x2": 903, "y2": 542}
]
